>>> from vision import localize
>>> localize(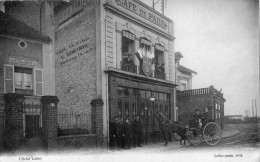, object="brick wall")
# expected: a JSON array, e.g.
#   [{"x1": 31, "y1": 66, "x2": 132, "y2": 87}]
[
  {"x1": 3, "y1": 93, "x2": 25, "y2": 150},
  {"x1": 177, "y1": 94, "x2": 213, "y2": 126},
  {"x1": 55, "y1": 2, "x2": 97, "y2": 123}
]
